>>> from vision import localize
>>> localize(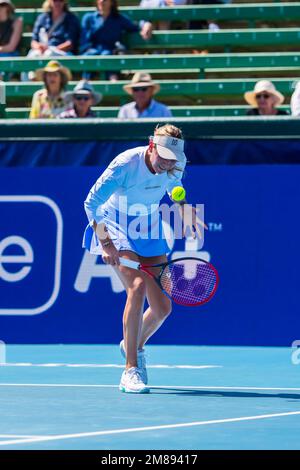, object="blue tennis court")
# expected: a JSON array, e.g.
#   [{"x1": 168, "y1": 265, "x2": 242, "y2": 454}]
[{"x1": 0, "y1": 344, "x2": 299, "y2": 450}]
